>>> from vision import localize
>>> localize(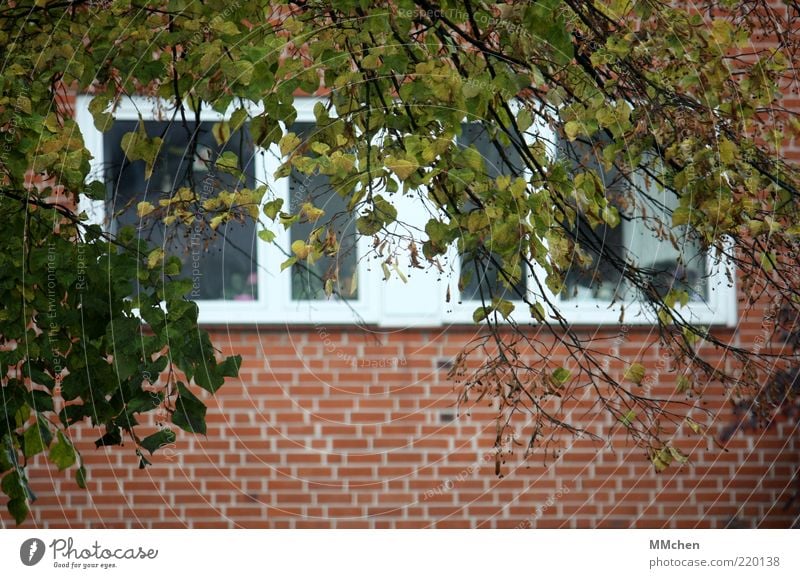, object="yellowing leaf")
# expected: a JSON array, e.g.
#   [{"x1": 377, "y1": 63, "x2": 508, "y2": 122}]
[
  {"x1": 386, "y1": 157, "x2": 418, "y2": 180},
  {"x1": 301, "y1": 202, "x2": 325, "y2": 222},
  {"x1": 686, "y1": 418, "x2": 703, "y2": 434},
  {"x1": 279, "y1": 133, "x2": 301, "y2": 156},
  {"x1": 212, "y1": 122, "x2": 231, "y2": 146},
  {"x1": 671, "y1": 206, "x2": 691, "y2": 226},
  {"x1": 291, "y1": 239, "x2": 310, "y2": 259},
  {"x1": 623, "y1": 362, "x2": 646, "y2": 384},
  {"x1": 718, "y1": 138, "x2": 737, "y2": 164},
  {"x1": 564, "y1": 120, "x2": 581, "y2": 141},
  {"x1": 530, "y1": 302, "x2": 546, "y2": 321},
  {"x1": 361, "y1": 53, "x2": 381, "y2": 69},
  {"x1": 311, "y1": 141, "x2": 330, "y2": 155},
  {"x1": 136, "y1": 201, "x2": 155, "y2": 218},
  {"x1": 493, "y1": 298, "x2": 515, "y2": 319},
  {"x1": 147, "y1": 248, "x2": 165, "y2": 270},
  {"x1": 392, "y1": 263, "x2": 408, "y2": 283},
  {"x1": 209, "y1": 215, "x2": 226, "y2": 230},
  {"x1": 213, "y1": 20, "x2": 240, "y2": 36}
]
